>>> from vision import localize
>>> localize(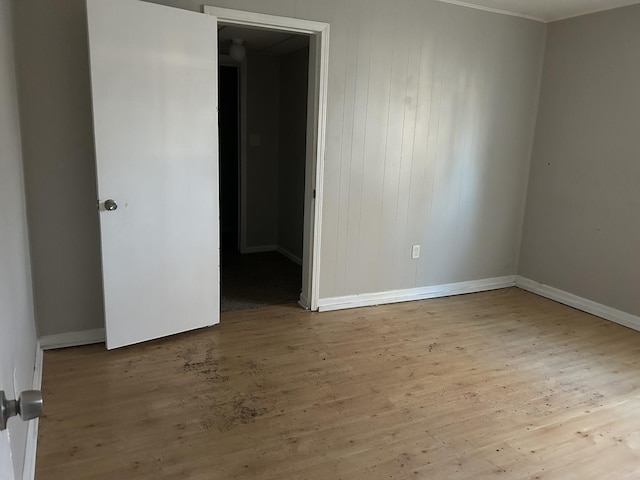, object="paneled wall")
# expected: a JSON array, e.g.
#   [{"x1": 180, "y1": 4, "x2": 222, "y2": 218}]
[
  {"x1": 319, "y1": 0, "x2": 545, "y2": 297},
  {"x1": 519, "y1": 5, "x2": 640, "y2": 316},
  {"x1": 13, "y1": 0, "x2": 545, "y2": 335},
  {"x1": 0, "y1": 0, "x2": 37, "y2": 476}
]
